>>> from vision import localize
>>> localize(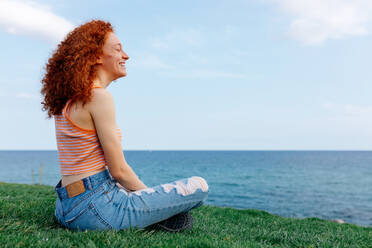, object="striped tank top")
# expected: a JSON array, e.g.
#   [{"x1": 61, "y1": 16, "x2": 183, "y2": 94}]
[{"x1": 54, "y1": 85, "x2": 122, "y2": 175}]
